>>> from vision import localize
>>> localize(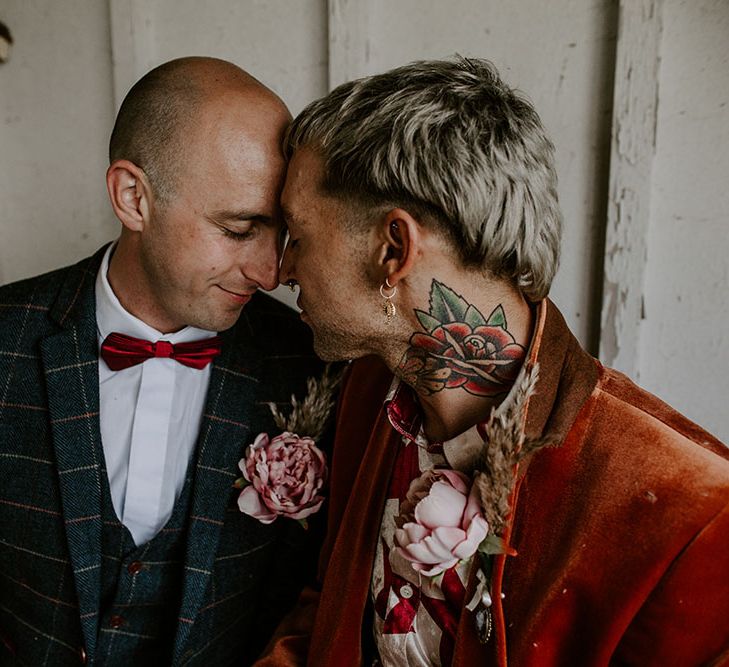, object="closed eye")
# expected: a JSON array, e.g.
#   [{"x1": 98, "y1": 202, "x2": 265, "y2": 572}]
[{"x1": 221, "y1": 226, "x2": 254, "y2": 241}]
